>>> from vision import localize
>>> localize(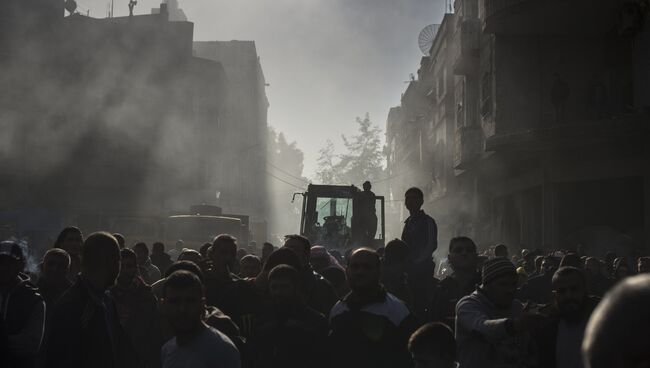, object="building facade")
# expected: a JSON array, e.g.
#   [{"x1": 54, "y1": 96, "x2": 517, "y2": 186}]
[
  {"x1": 387, "y1": 0, "x2": 650, "y2": 255},
  {"x1": 0, "y1": 3, "x2": 269, "y2": 244}
]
